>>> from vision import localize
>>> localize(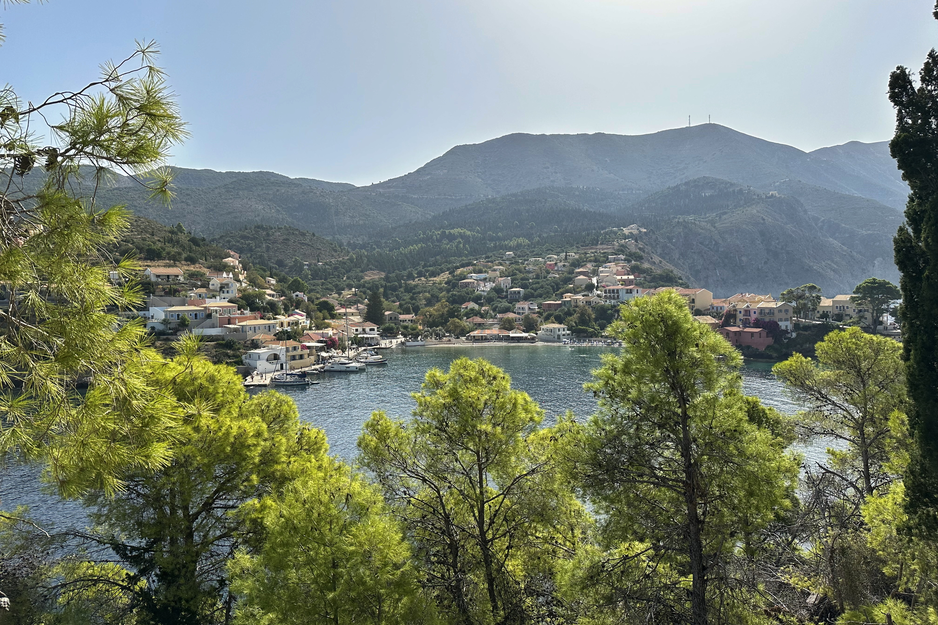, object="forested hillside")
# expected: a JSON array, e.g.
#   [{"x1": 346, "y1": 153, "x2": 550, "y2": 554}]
[
  {"x1": 106, "y1": 216, "x2": 228, "y2": 264},
  {"x1": 212, "y1": 225, "x2": 347, "y2": 269},
  {"x1": 365, "y1": 124, "x2": 909, "y2": 210},
  {"x1": 95, "y1": 173, "x2": 428, "y2": 238},
  {"x1": 355, "y1": 193, "x2": 621, "y2": 273},
  {"x1": 615, "y1": 178, "x2": 899, "y2": 294}
]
